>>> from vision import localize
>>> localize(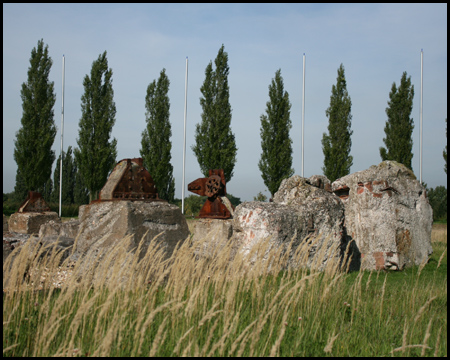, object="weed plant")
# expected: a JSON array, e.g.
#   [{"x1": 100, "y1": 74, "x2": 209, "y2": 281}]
[{"x1": 3, "y1": 224, "x2": 447, "y2": 357}]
